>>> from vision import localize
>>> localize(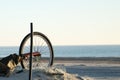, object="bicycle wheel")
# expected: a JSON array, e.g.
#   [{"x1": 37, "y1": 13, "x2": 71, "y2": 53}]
[{"x1": 19, "y1": 32, "x2": 54, "y2": 69}]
